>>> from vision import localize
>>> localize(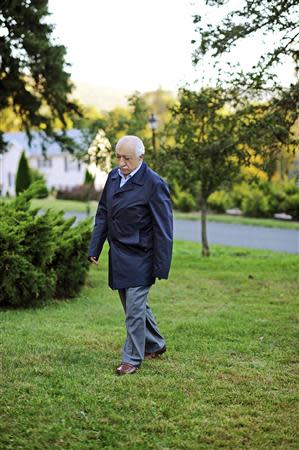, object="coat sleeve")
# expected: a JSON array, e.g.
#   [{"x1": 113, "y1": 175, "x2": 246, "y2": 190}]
[
  {"x1": 149, "y1": 179, "x2": 173, "y2": 279},
  {"x1": 88, "y1": 177, "x2": 109, "y2": 261}
]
